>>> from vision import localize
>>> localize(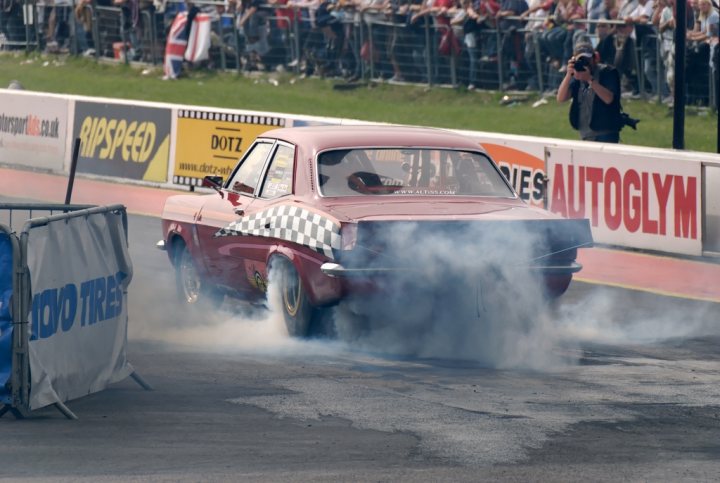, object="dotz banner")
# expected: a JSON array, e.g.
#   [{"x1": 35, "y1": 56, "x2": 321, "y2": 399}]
[
  {"x1": 26, "y1": 211, "x2": 134, "y2": 410},
  {"x1": 73, "y1": 101, "x2": 171, "y2": 182},
  {"x1": 173, "y1": 109, "x2": 287, "y2": 187}
]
